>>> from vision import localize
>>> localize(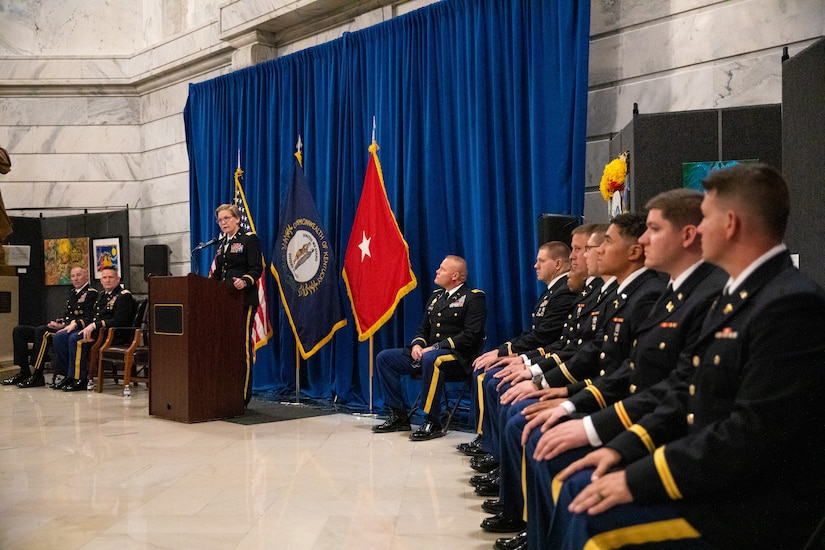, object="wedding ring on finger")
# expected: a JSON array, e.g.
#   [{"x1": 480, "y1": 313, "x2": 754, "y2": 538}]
[{"x1": 597, "y1": 490, "x2": 605, "y2": 502}]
